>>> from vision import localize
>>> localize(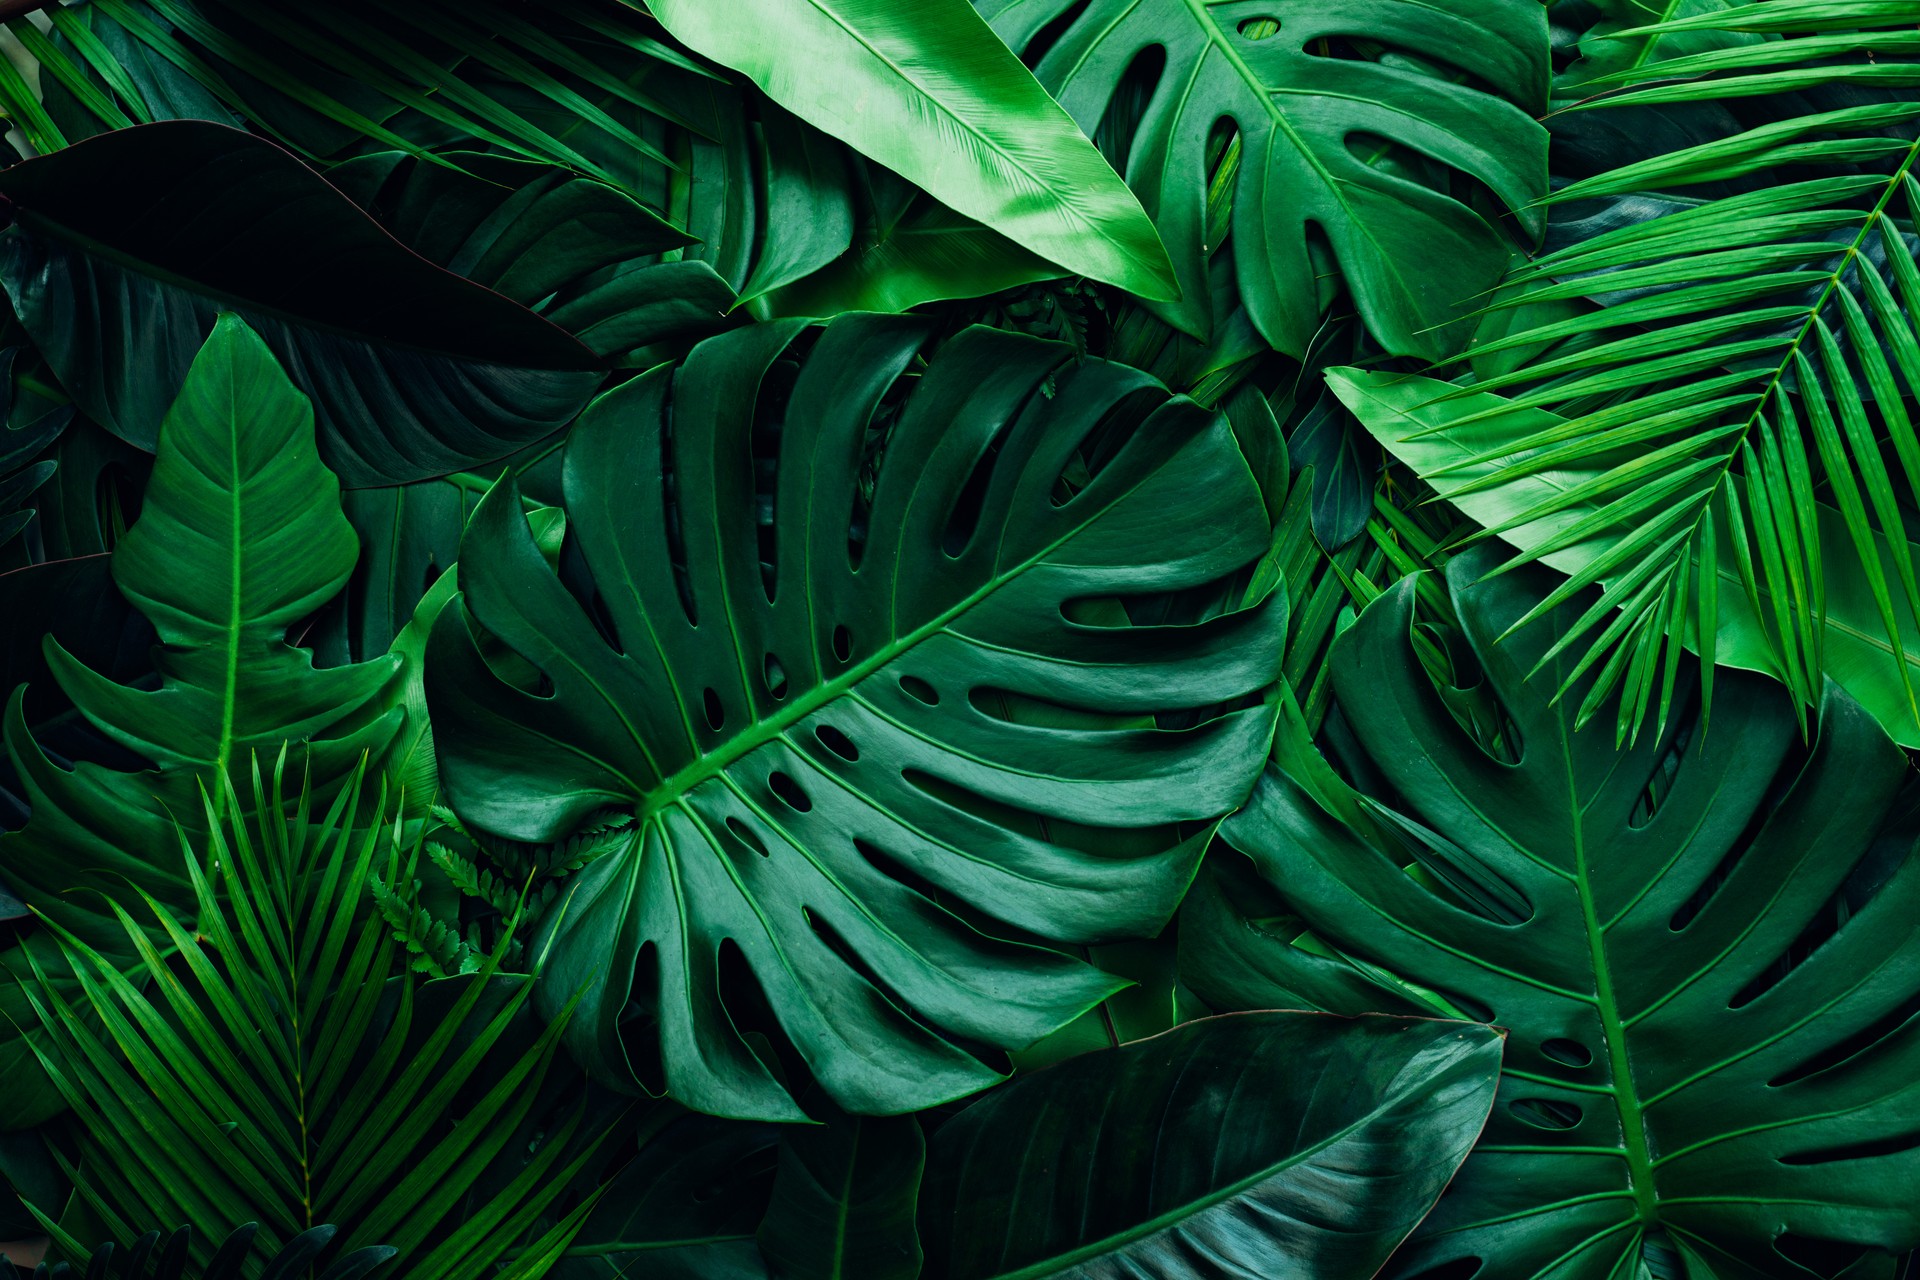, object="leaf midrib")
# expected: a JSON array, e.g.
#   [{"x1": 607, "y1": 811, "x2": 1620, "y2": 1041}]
[{"x1": 1561, "y1": 717, "x2": 1659, "y2": 1237}]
